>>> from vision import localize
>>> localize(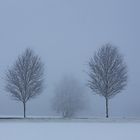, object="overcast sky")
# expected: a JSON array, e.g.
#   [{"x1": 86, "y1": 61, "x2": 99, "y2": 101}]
[{"x1": 0, "y1": 0, "x2": 140, "y2": 118}]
